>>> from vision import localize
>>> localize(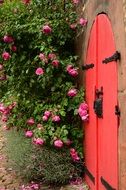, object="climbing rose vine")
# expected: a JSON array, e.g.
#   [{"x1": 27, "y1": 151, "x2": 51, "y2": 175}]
[{"x1": 0, "y1": 0, "x2": 88, "y2": 161}]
